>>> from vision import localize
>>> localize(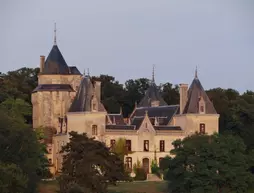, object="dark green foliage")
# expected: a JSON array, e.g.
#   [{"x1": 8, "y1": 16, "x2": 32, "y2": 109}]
[
  {"x1": 0, "y1": 101, "x2": 49, "y2": 192},
  {"x1": 58, "y1": 131, "x2": 126, "y2": 193},
  {"x1": 151, "y1": 160, "x2": 161, "y2": 178},
  {"x1": 134, "y1": 168, "x2": 147, "y2": 181},
  {"x1": 159, "y1": 156, "x2": 171, "y2": 180},
  {"x1": 0, "y1": 162, "x2": 28, "y2": 193},
  {"x1": 167, "y1": 134, "x2": 254, "y2": 193}
]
